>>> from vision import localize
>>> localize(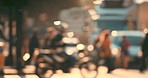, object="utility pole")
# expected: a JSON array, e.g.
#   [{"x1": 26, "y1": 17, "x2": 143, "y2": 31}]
[
  {"x1": 2, "y1": 0, "x2": 29, "y2": 69},
  {"x1": 7, "y1": 6, "x2": 14, "y2": 66},
  {"x1": 15, "y1": 7, "x2": 23, "y2": 70}
]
